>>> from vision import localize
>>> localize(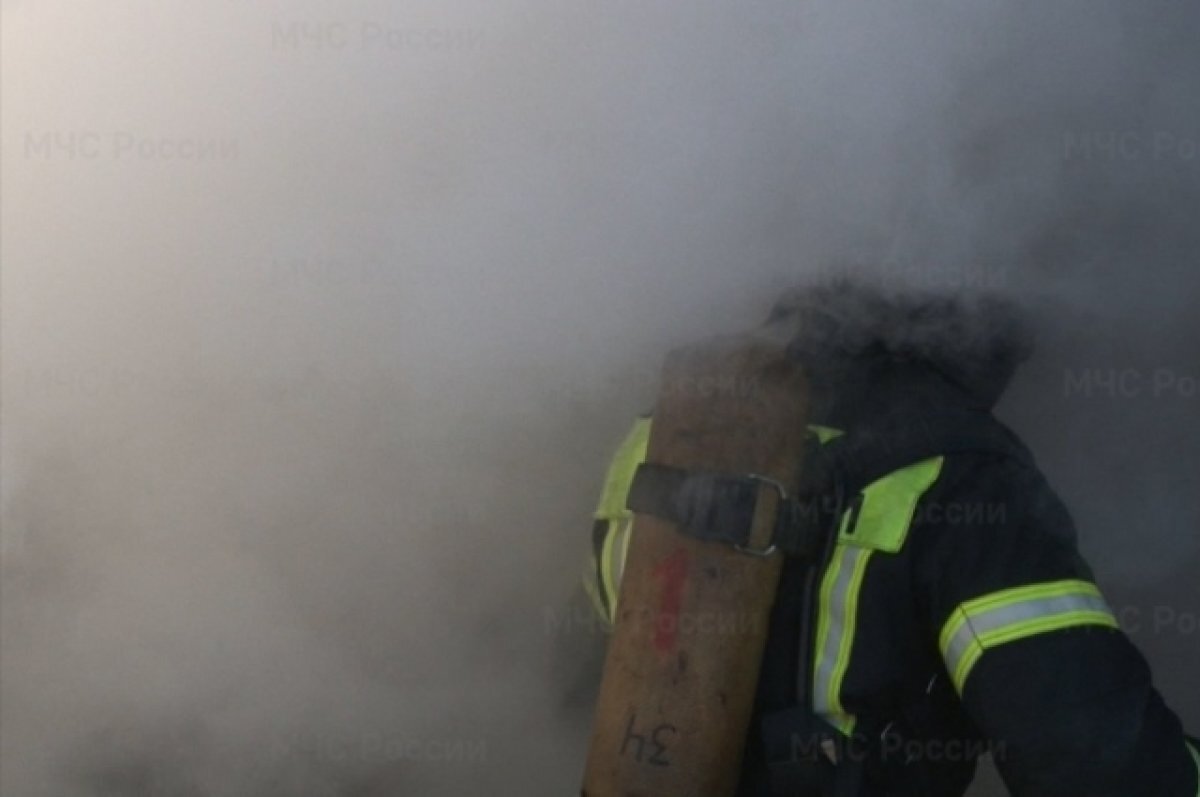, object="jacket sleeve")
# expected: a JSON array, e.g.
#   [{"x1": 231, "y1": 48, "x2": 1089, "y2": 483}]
[{"x1": 911, "y1": 452, "x2": 1199, "y2": 797}]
